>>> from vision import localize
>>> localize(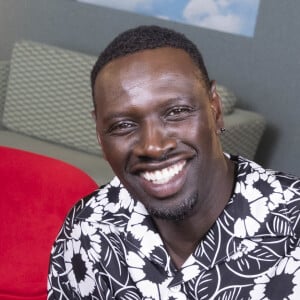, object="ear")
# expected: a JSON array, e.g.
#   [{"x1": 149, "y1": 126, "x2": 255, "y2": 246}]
[
  {"x1": 209, "y1": 80, "x2": 224, "y2": 134},
  {"x1": 91, "y1": 110, "x2": 108, "y2": 160},
  {"x1": 95, "y1": 127, "x2": 108, "y2": 161}
]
